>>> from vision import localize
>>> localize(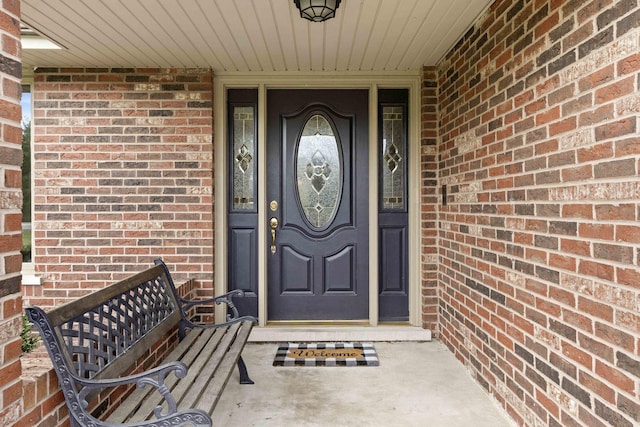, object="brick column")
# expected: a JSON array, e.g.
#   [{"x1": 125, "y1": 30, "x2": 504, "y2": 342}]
[
  {"x1": 421, "y1": 67, "x2": 439, "y2": 332},
  {"x1": 0, "y1": 0, "x2": 24, "y2": 424}
]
